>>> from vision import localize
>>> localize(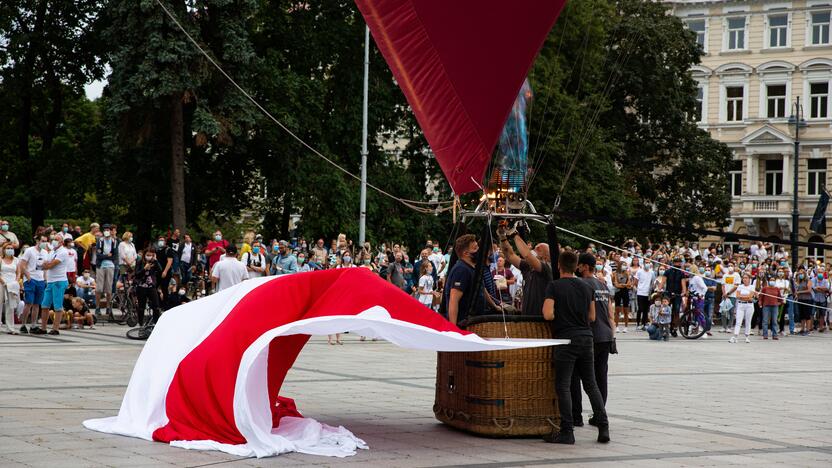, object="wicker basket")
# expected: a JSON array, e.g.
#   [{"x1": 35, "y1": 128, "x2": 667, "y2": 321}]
[{"x1": 434, "y1": 315, "x2": 559, "y2": 437}]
